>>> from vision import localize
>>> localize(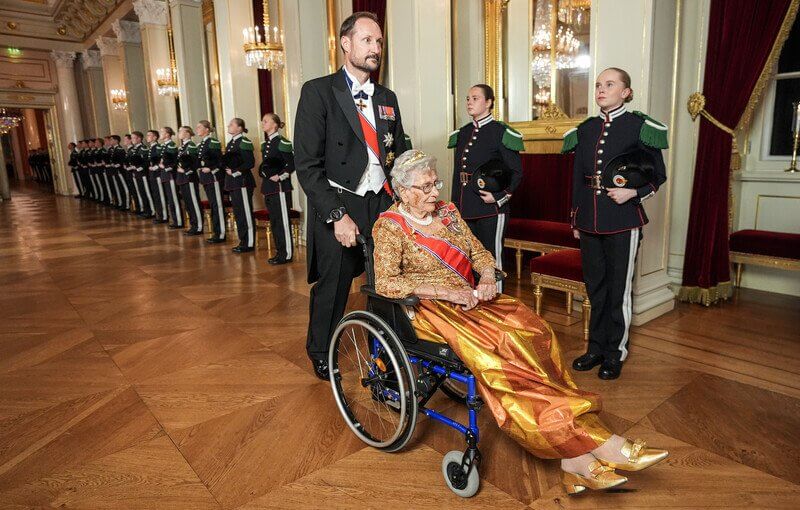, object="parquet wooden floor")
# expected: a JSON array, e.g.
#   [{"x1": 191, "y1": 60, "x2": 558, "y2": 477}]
[{"x1": 1, "y1": 185, "x2": 799, "y2": 509}]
